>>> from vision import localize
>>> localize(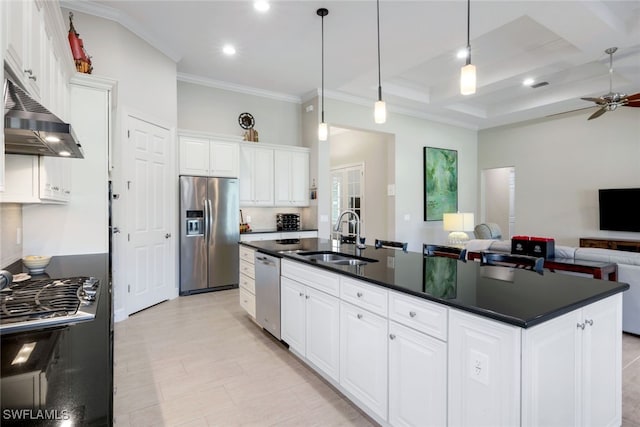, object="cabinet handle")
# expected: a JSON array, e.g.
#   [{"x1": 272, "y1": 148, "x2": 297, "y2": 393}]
[
  {"x1": 389, "y1": 334, "x2": 396, "y2": 340},
  {"x1": 356, "y1": 292, "x2": 363, "y2": 298},
  {"x1": 24, "y1": 69, "x2": 33, "y2": 75},
  {"x1": 28, "y1": 75, "x2": 37, "y2": 81},
  {"x1": 357, "y1": 313, "x2": 363, "y2": 319},
  {"x1": 409, "y1": 311, "x2": 417, "y2": 318},
  {"x1": 585, "y1": 319, "x2": 593, "y2": 327},
  {"x1": 305, "y1": 295, "x2": 310, "y2": 299},
  {"x1": 299, "y1": 292, "x2": 304, "y2": 297},
  {"x1": 577, "y1": 322, "x2": 585, "y2": 330}
]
